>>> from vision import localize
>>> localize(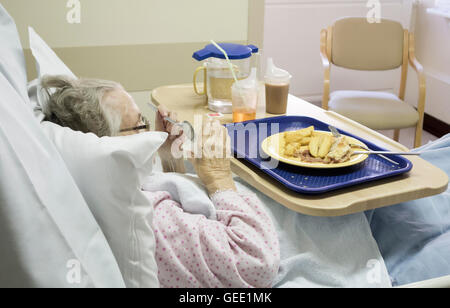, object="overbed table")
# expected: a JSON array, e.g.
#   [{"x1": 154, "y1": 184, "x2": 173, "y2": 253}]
[{"x1": 151, "y1": 84, "x2": 448, "y2": 217}]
